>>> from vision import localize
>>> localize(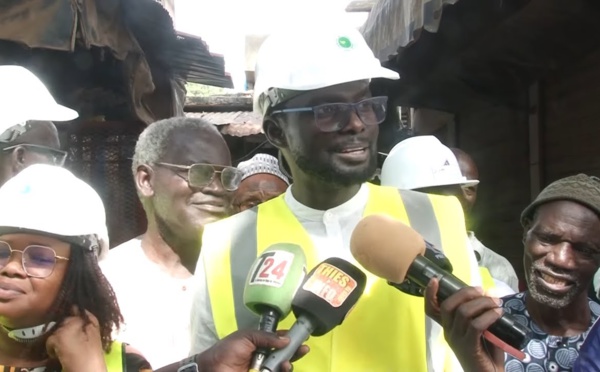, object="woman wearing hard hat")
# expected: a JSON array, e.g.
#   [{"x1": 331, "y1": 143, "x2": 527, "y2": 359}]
[
  {"x1": 0, "y1": 163, "x2": 152, "y2": 371},
  {"x1": 0, "y1": 164, "x2": 305, "y2": 372}
]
